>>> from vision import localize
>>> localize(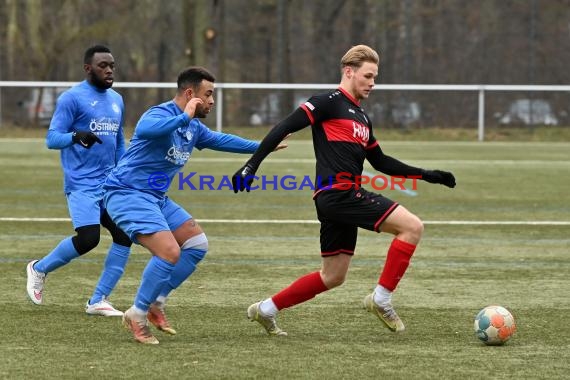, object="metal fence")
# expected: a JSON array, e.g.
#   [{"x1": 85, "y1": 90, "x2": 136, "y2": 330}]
[{"x1": 1, "y1": 81, "x2": 569, "y2": 141}]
